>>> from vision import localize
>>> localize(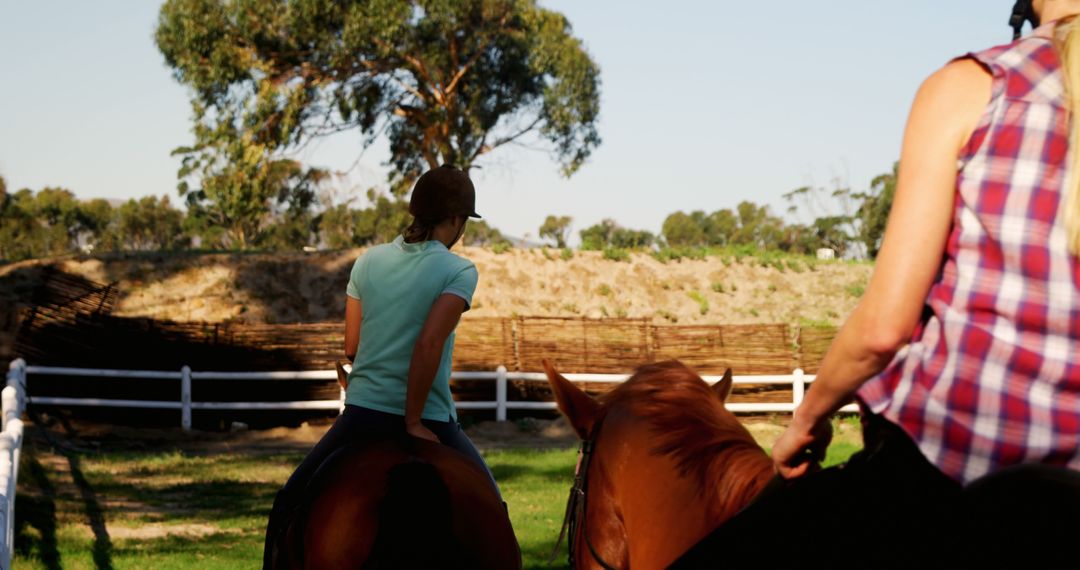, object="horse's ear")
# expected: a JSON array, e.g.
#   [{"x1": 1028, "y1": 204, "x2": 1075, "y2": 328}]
[
  {"x1": 712, "y1": 368, "x2": 734, "y2": 402},
  {"x1": 543, "y1": 359, "x2": 599, "y2": 439}
]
